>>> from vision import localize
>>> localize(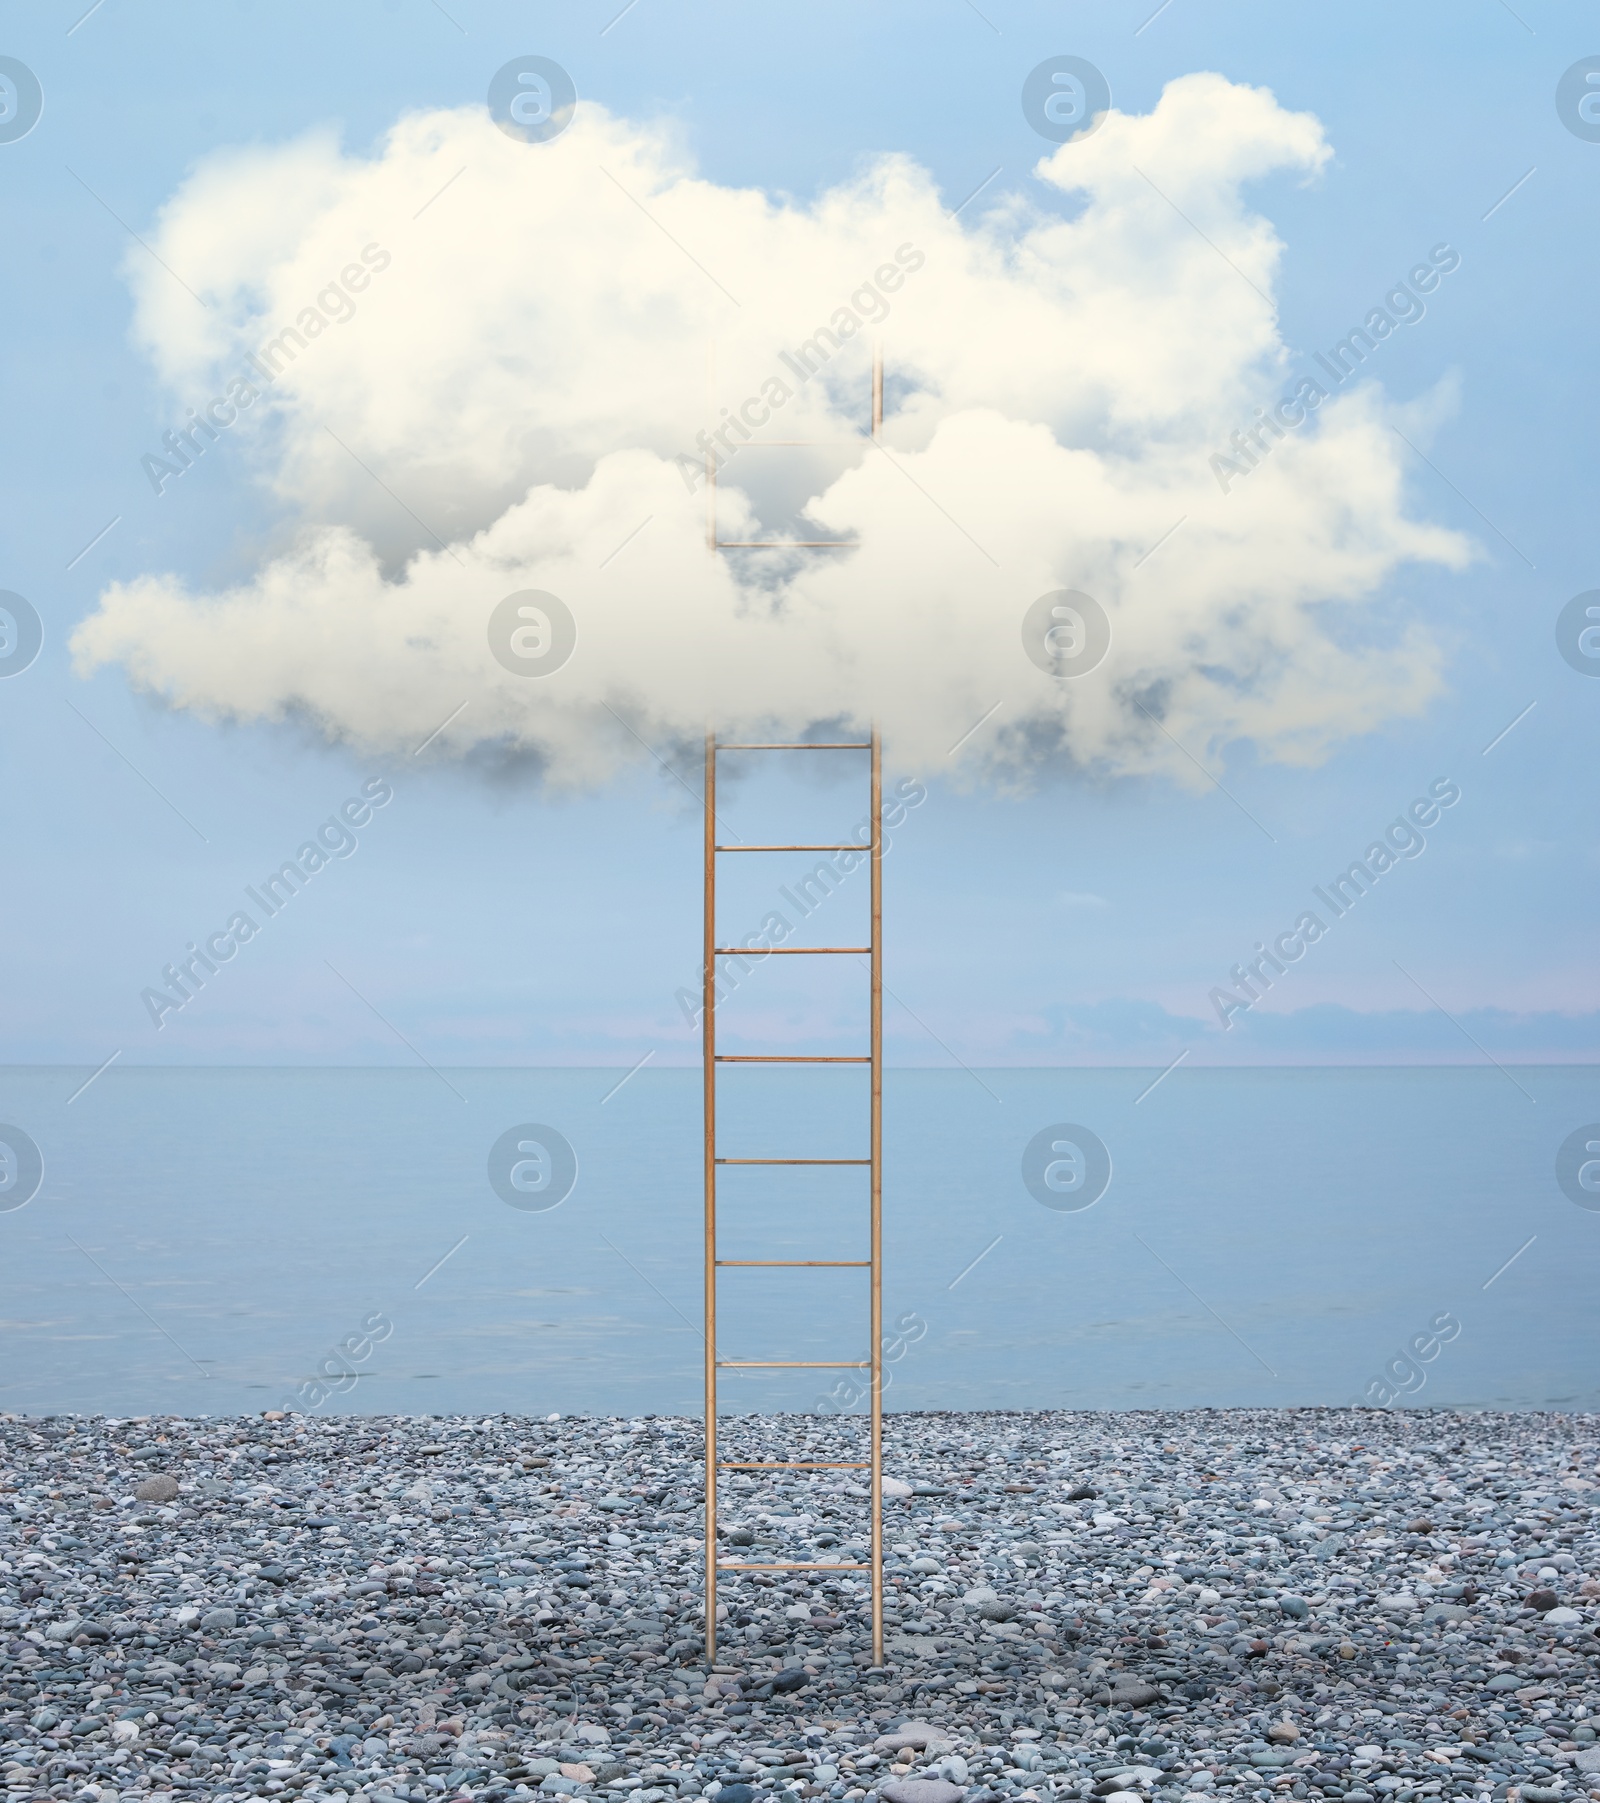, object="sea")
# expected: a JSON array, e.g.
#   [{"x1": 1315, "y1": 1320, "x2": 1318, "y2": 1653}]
[{"x1": 1, "y1": 1065, "x2": 1596, "y2": 1420}]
